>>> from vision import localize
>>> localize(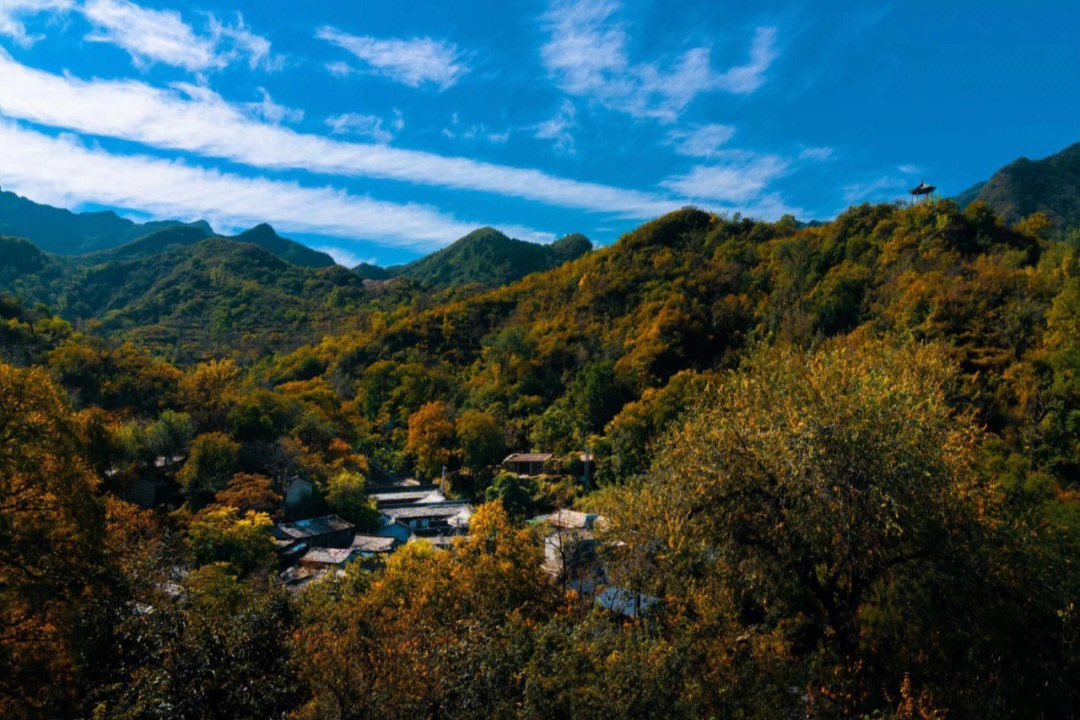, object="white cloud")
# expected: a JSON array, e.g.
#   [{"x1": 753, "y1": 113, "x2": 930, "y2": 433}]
[
  {"x1": 0, "y1": 120, "x2": 553, "y2": 250},
  {"x1": 81, "y1": 0, "x2": 280, "y2": 72},
  {"x1": 532, "y1": 99, "x2": 576, "y2": 151},
  {"x1": 0, "y1": 0, "x2": 72, "y2": 46},
  {"x1": 842, "y1": 175, "x2": 906, "y2": 203},
  {"x1": 661, "y1": 151, "x2": 788, "y2": 204},
  {"x1": 325, "y1": 60, "x2": 353, "y2": 77},
  {"x1": 799, "y1": 146, "x2": 833, "y2": 161},
  {"x1": 243, "y1": 87, "x2": 302, "y2": 124},
  {"x1": 316, "y1": 26, "x2": 467, "y2": 89},
  {"x1": 898, "y1": 164, "x2": 919, "y2": 174},
  {"x1": 325, "y1": 113, "x2": 393, "y2": 143},
  {"x1": 668, "y1": 123, "x2": 736, "y2": 158},
  {"x1": 0, "y1": 52, "x2": 679, "y2": 218},
  {"x1": 314, "y1": 245, "x2": 375, "y2": 268},
  {"x1": 540, "y1": 0, "x2": 777, "y2": 122}
]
